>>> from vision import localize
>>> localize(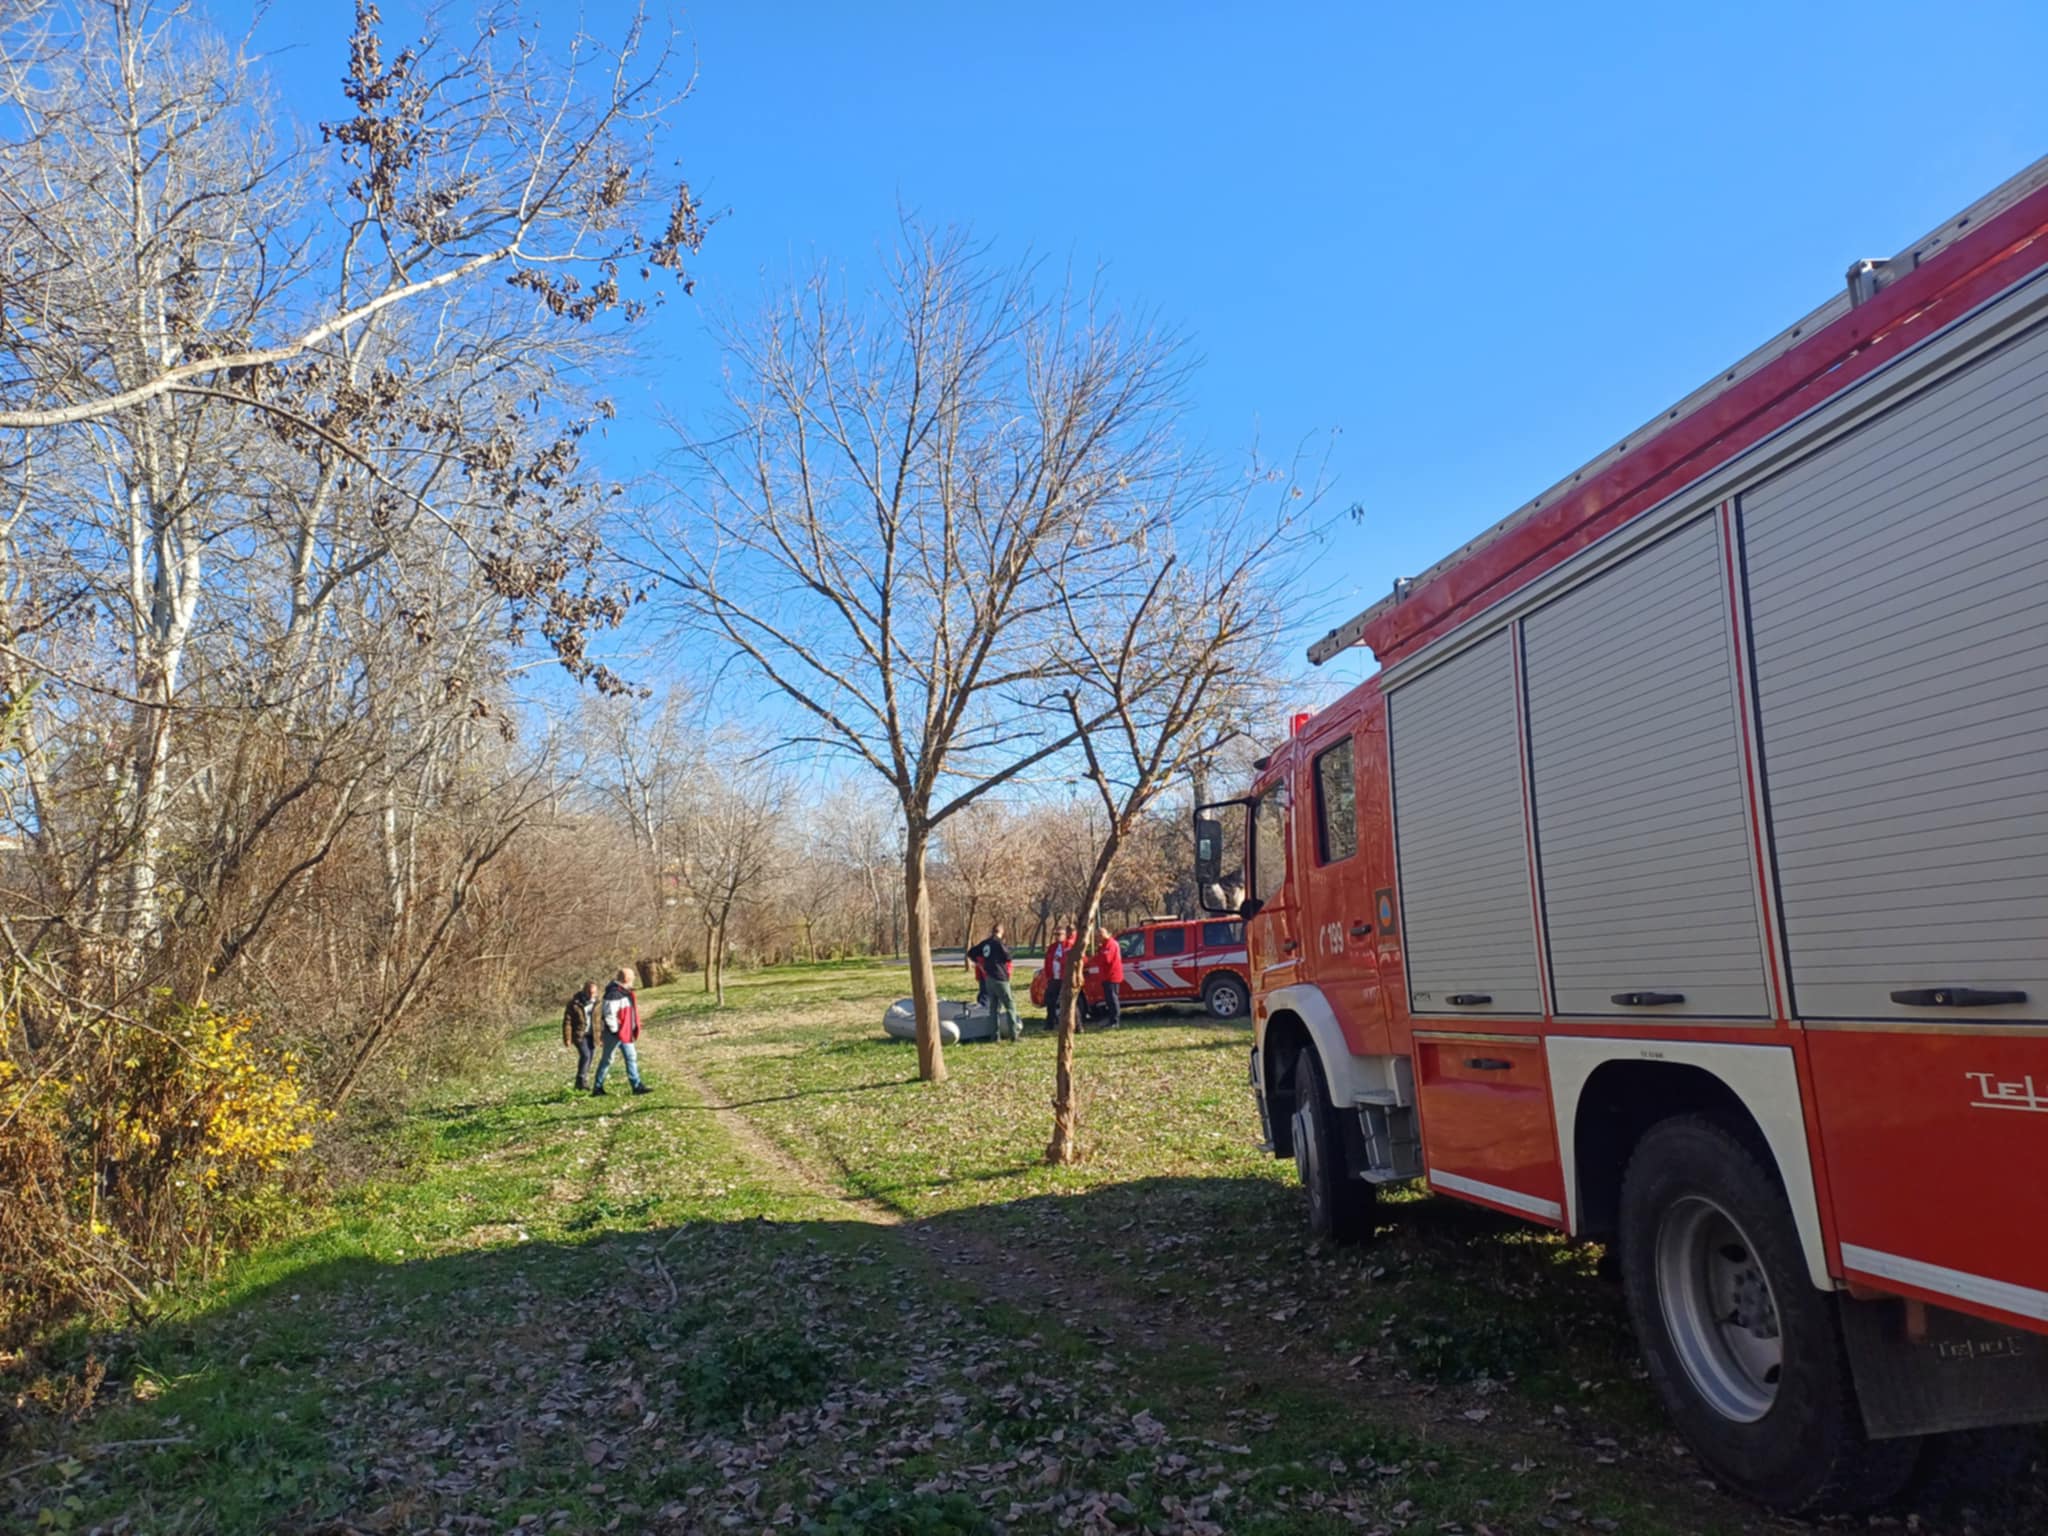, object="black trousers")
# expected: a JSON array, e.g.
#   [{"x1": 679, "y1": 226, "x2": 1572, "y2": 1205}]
[
  {"x1": 1044, "y1": 979, "x2": 1061, "y2": 1027},
  {"x1": 1099, "y1": 986, "x2": 1121, "y2": 1028},
  {"x1": 572, "y1": 1034, "x2": 595, "y2": 1087}
]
